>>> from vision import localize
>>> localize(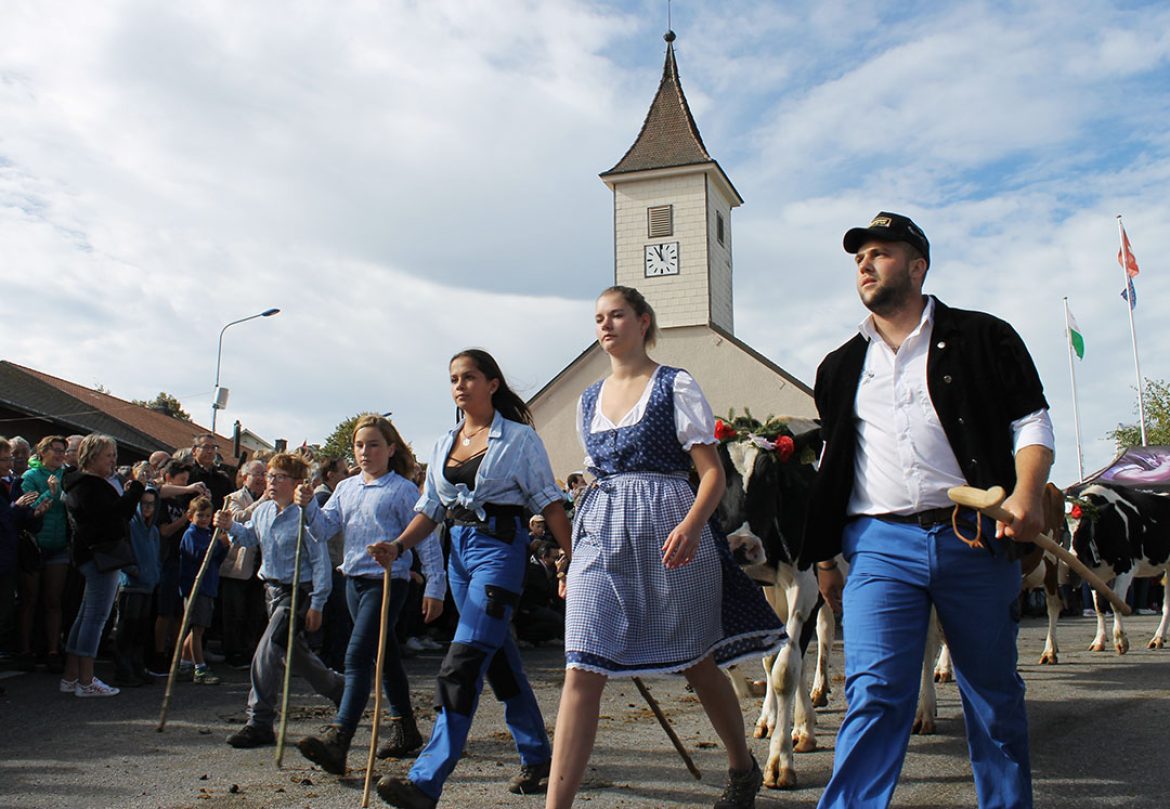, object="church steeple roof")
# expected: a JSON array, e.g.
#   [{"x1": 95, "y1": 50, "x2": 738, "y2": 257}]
[{"x1": 602, "y1": 31, "x2": 715, "y2": 177}]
